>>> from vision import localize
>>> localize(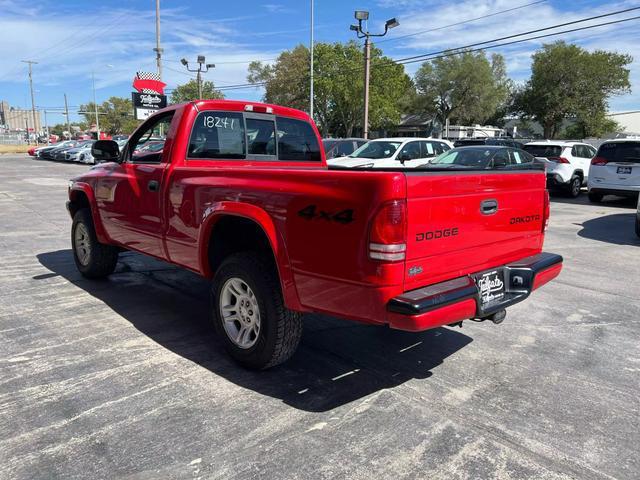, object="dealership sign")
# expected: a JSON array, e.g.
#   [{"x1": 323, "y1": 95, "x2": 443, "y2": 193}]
[{"x1": 132, "y1": 72, "x2": 167, "y2": 120}]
